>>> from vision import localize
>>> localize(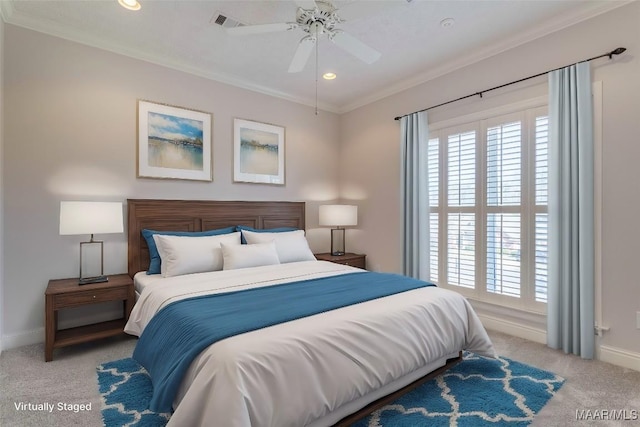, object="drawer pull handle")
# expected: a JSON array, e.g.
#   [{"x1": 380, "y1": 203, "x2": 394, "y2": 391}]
[{"x1": 93, "y1": 295, "x2": 96, "y2": 299}]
